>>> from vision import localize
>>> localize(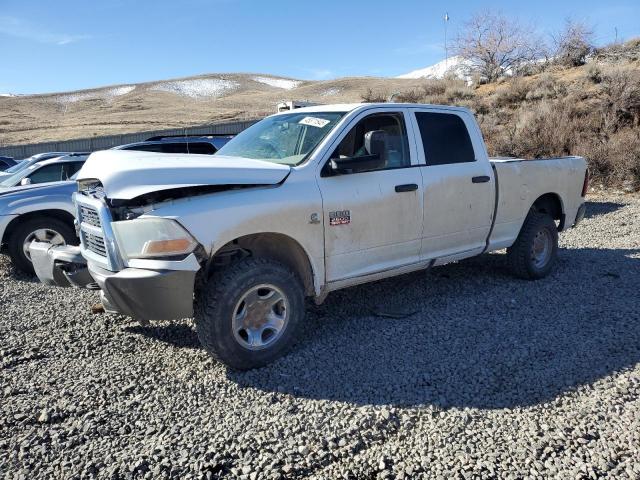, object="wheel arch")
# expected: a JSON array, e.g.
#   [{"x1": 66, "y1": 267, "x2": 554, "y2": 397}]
[
  {"x1": 2, "y1": 209, "x2": 76, "y2": 245},
  {"x1": 530, "y1": 193, "x2": 565, "y2": 231},
  {"x1": 211, "y1": 232, "x2": 317, "y2": 297}
]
